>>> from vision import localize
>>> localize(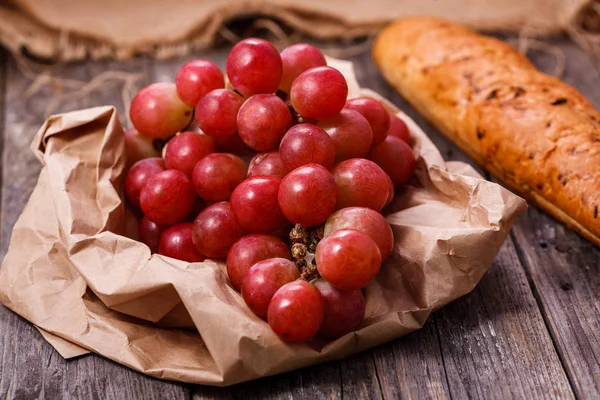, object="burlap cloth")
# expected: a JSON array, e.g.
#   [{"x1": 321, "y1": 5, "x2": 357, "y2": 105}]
[{"x1": 0, "y1": 0, "x2": 598, "y2": 63}]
